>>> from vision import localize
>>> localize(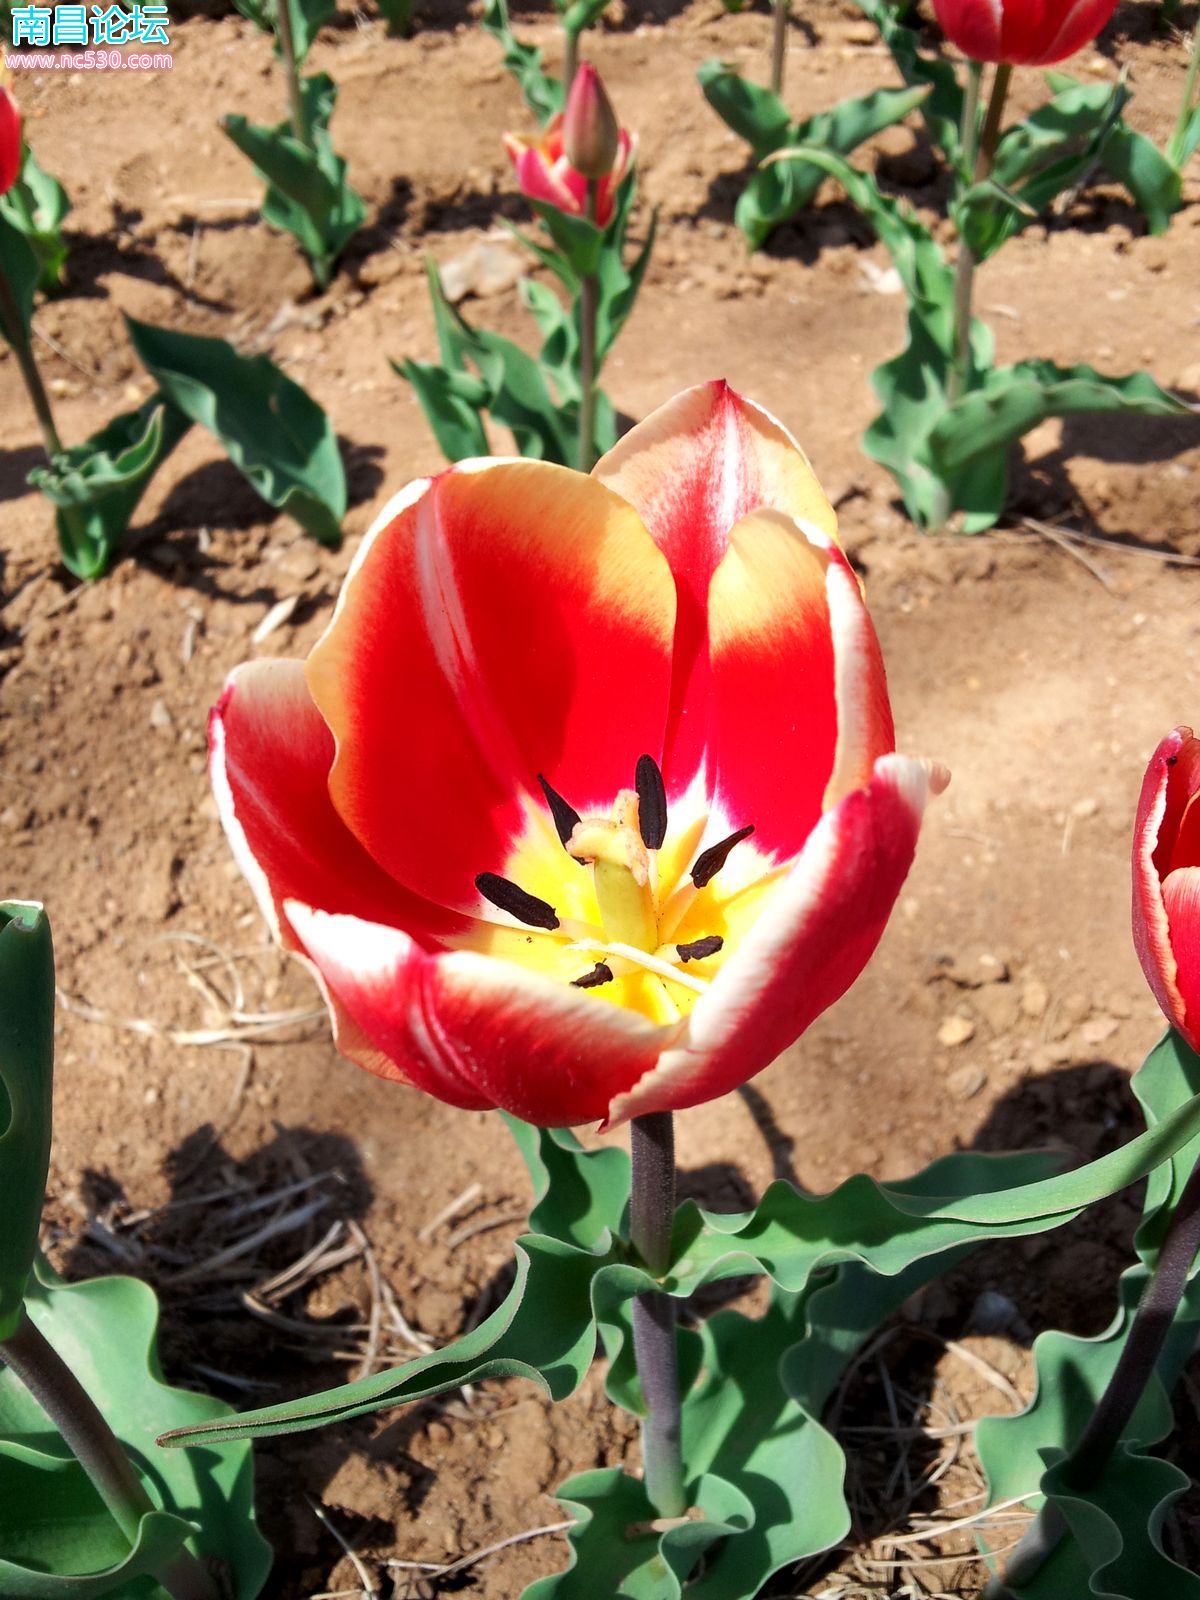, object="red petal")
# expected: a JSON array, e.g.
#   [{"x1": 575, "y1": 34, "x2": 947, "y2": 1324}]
[
  {"x1": 306, "y1": 464, "x2": 675, "y2": 913},
  {"x1": 1163, "y1": 868, "x2": 1200, "y2": 1054},
  {"x1": 1132, "y1": 727, "x2": 1196, "y2": 1045},
  {"x1": 933, "y1": 0, "x2": 1002, "y2": 59},
  {"x1": 1004, "y1": 0, "x2": 1118, "y2": 63},
  {"x1": 705, "y1": 510, "x2": 893, "y2": 862},
  {"x1": 0, "y1": 89, "x2": 20, "y2": 197},
  {"x1": 593, "y1": 382, "x2": 839, "y2": 792},
  {"x1": 605, "y1": 755, "x2": 942, "y2": 1124},
  {"x1": 287, "y1": 903, "x2": 673, "y2": 1126},
  {"x1": 210, "y1": 659, "x2": 462, "y2": 948}
]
